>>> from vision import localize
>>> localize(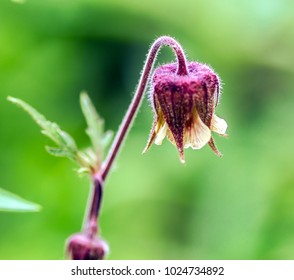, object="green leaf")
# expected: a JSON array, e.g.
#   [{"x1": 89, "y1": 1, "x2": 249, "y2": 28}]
[
  {"x1": 8, "y1": 94, "x2": 112, "y2": 173},
  {"x1": 80, "y1": 92, "x2": 113, "y2": 159},
  {"x1": 8, "y1": 96, "x2": 78, "y2": 162},
  {"x1": 11, "y1": 0, "x2": 26, "y2": 4},
  {"x1": 0, "y1": 188, "x2": 41, "y2": 212},
  {"x1": 45, "y1": 146, "x2": 75, "y2": 159}
]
